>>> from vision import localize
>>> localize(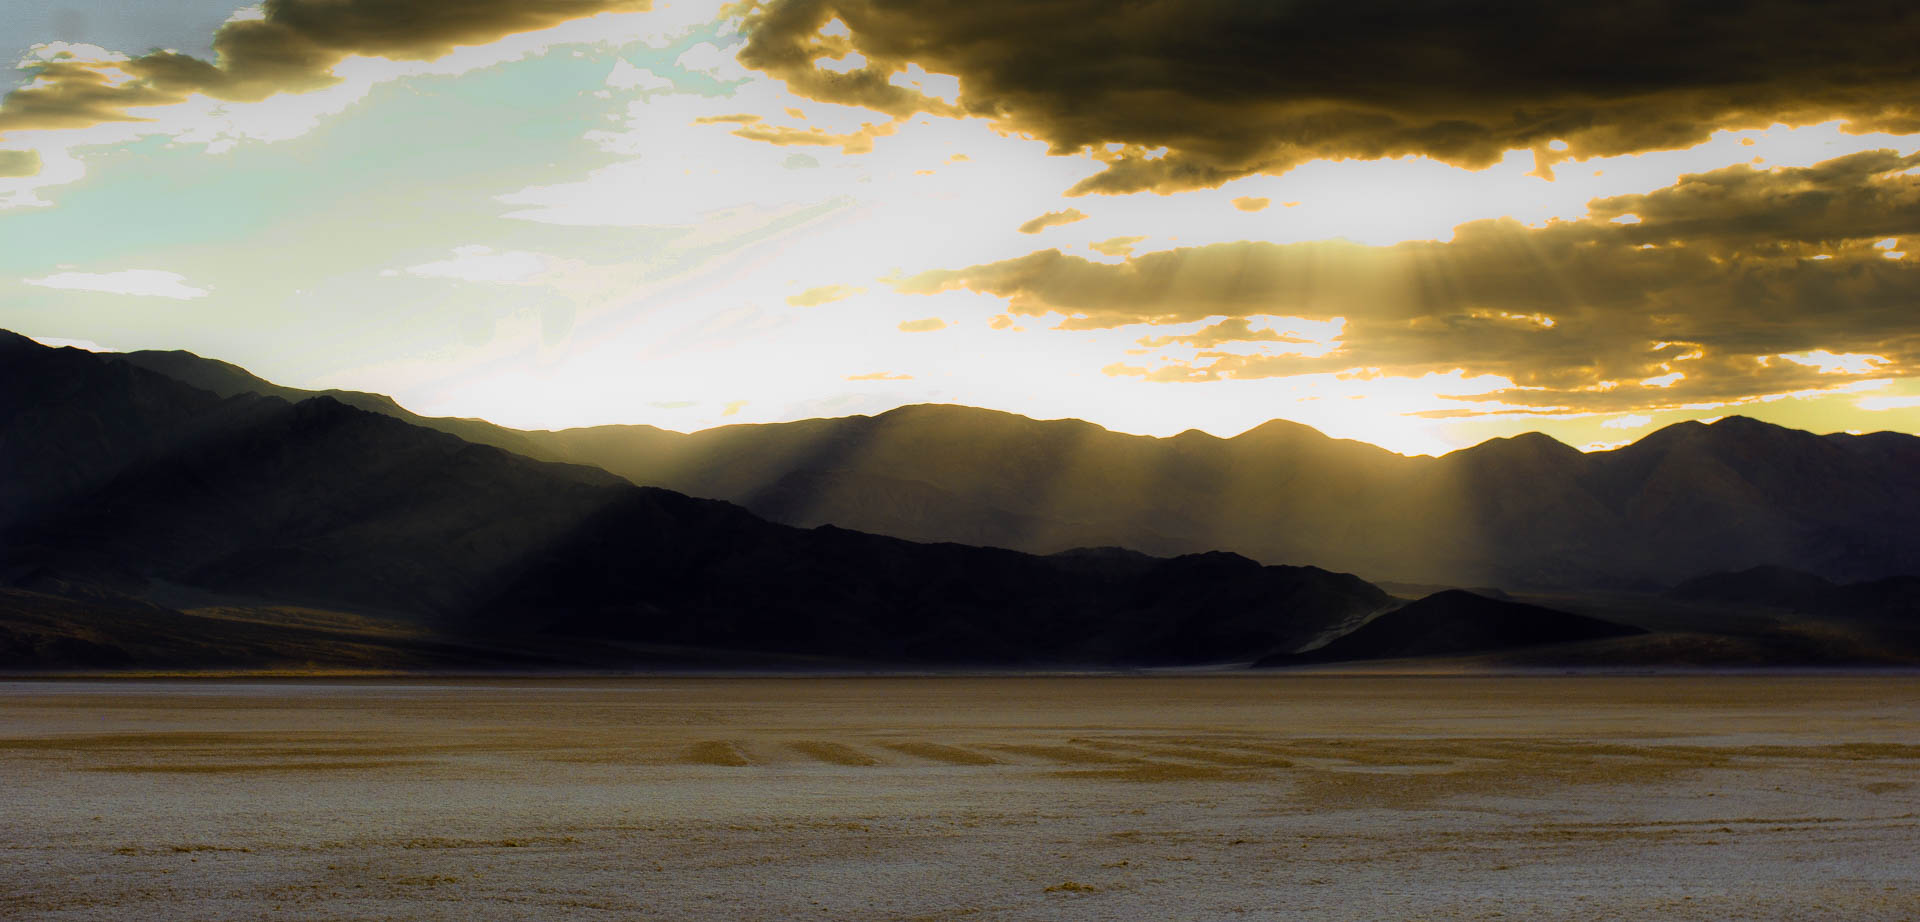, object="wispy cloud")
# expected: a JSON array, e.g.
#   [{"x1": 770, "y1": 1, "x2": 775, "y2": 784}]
[
  {"x1": 1017, "y1": 208, "x2": 1087, "y2": 234},
  {"x1": 25, "y1": 269, "x2": 209, "y2": 299},
  {"x1": 787, "y1": 283, "x2": 864, "y2": 306},
  {"x1": 897, "y1": 316, "x2": 948, "y2": 333},
  {"x1": 402, "y1": 246, "x2": 574, "y2": 285}
]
